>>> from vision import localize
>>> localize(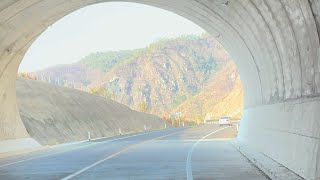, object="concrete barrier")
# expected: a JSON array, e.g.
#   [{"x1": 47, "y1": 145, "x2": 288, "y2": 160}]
[
  {"x1": 238, "y1": 97, "x2": 320, "y2": 180},
  {"x1": 16, "y1": 78, "x2": 167, "y2": 145},
  {"x1": 232, "y1": 139, "x2": 303, "y2": 180},
  {"x1": 0, "y1": 138, "x2": 49, "y2": 158}
]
